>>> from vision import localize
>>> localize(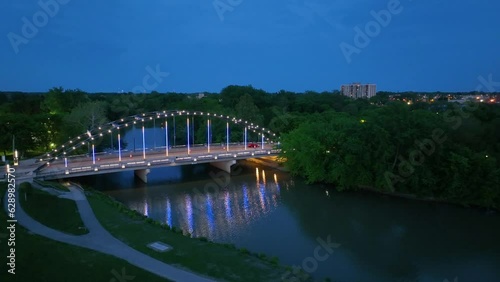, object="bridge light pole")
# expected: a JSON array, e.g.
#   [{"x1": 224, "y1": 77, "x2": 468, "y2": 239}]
[
  {"x1": 261, "y1": 133, "x2": 264, "y2": 149},
  {"x1": 207, "y1": 119, "x2": 210, "y2": 153},
  {"x1": 64, "y1": 157, "x2": 68, "y2": 168},
  {"x1": 192, "y1": 116, "x2": 195, "y2": 146},
  {"x1": 142, "y1": 121, "x2": 146, "y2": 160},
  {"x1": 165, "y1": 120, "x2": 169, "y2": 157},
  {"x1": 153, "y1": 117, "x2": 156, "y2": 150},
  {"x1": 244, "y1": 126, "x2": 247, "y2": 150},
  {"x1": 187, "y1": 118, "x2": 190, "y2": 155},
  {"x1": 226, "y1": 122, "x2": 229, "y2": 152}
]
